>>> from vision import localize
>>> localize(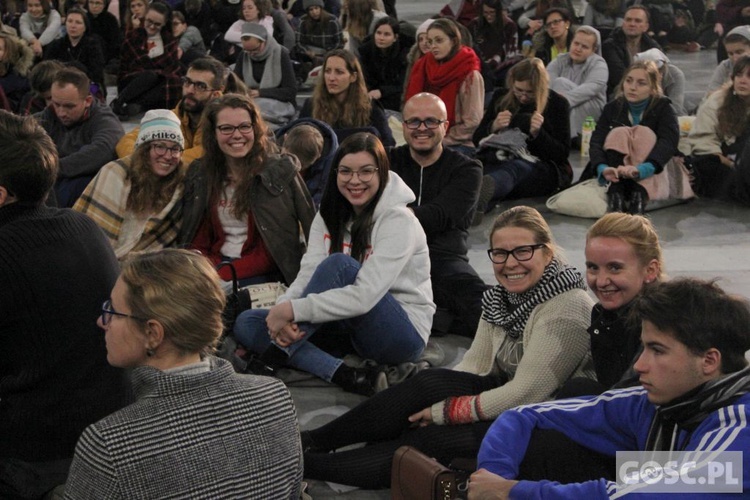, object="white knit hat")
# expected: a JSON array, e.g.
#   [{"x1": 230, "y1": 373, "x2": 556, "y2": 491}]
[{"x1": 135, "y1": 109, "x2": 184, "y2": 149}]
